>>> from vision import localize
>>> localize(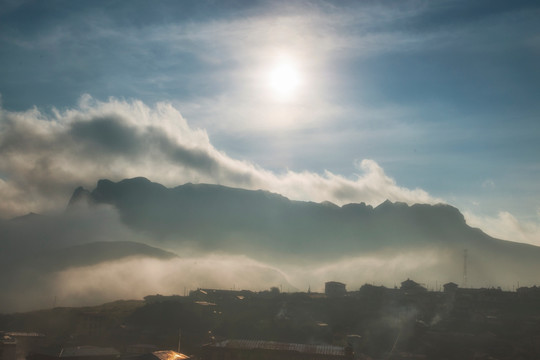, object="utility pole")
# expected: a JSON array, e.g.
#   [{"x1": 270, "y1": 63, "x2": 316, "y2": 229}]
[{"x1": 463, "y1": 249, "x2": 468, "y2": 288}]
